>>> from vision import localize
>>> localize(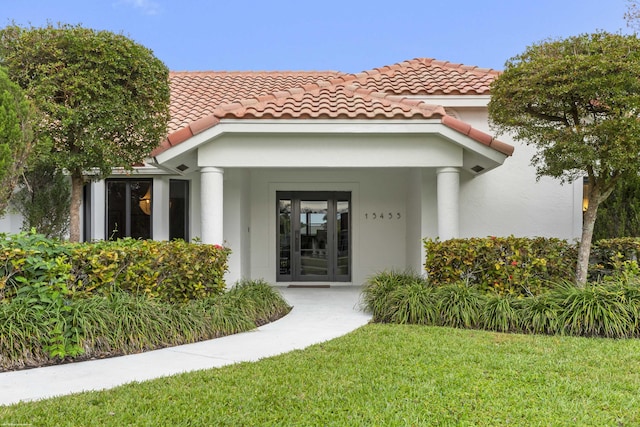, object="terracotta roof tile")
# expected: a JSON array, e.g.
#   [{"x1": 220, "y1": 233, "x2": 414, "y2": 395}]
[
  {"x1": 211, "y1": 84, "x2": 446, "y2": 120},
  {"x1": 347, "y1": 58, "x2": 500, "y2": 96},
  {"x1": 156, "y1": 59, "x2": 511, "y2": 158},
  {"x1": 168, "y1": 71, "x2": 344, "y2": 133}
]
